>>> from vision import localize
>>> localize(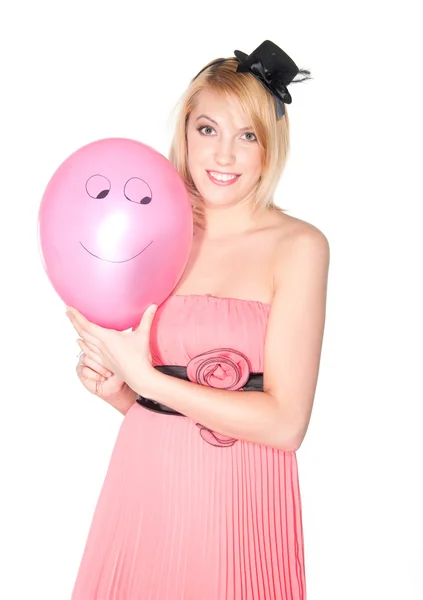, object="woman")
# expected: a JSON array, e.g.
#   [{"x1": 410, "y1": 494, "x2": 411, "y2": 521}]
[{"x1": 68, "y1": 40, "x2": 330, "y2": 600}]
